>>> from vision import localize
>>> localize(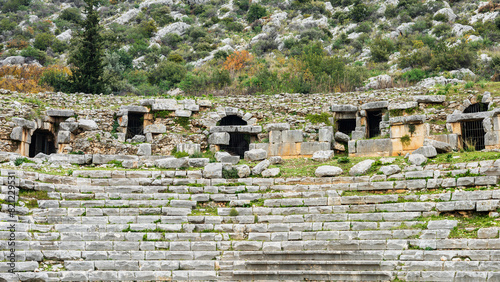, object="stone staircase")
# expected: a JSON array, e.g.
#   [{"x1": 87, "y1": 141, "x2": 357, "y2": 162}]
[{"x1": 2, "y1": 161, "x2": 500, "y2": 281}]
